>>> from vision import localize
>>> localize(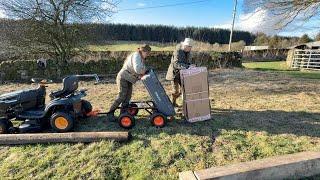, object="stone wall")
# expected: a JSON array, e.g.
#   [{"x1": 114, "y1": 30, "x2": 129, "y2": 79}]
[{"x1": 0, "y1": 51, "x2": 242, "y2": 82}]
